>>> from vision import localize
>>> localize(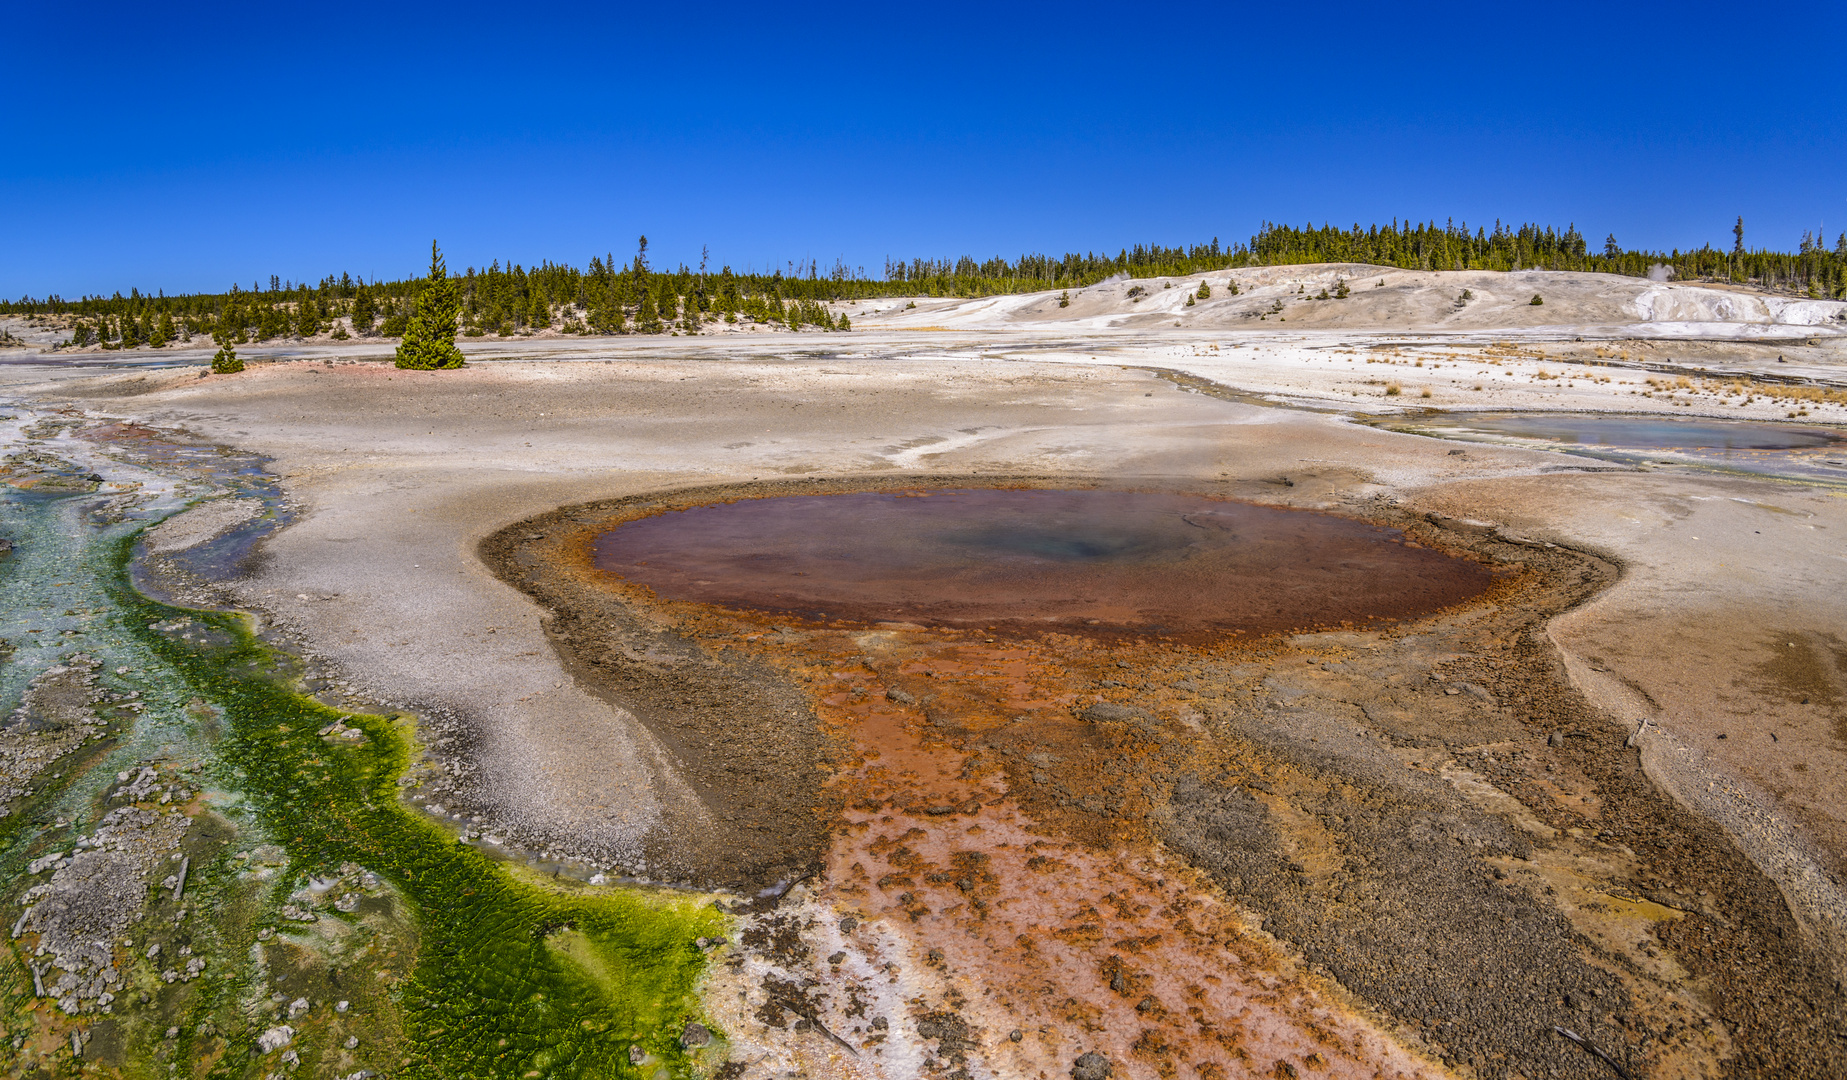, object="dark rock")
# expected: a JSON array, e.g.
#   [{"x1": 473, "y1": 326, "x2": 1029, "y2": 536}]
[
  {"x1": 680, "y1": 1022, "x2": 711, "y2": 1049},
  {"x1": 1079, "y1": 702, "x2": 1151, "y2": 725},
  {"x1": 886, "y1": 688, "x2": 917, "y2": 706},
  {"x1": 838, "y1": 916, "x2": 858, "y2": 934},
  {"x1": 1009, "y1": 1029, "x2": 1024, "y2": 1042},
  {"x1": 1072, "y1": 1050, "x2": 1113, "y2": 1080}
]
